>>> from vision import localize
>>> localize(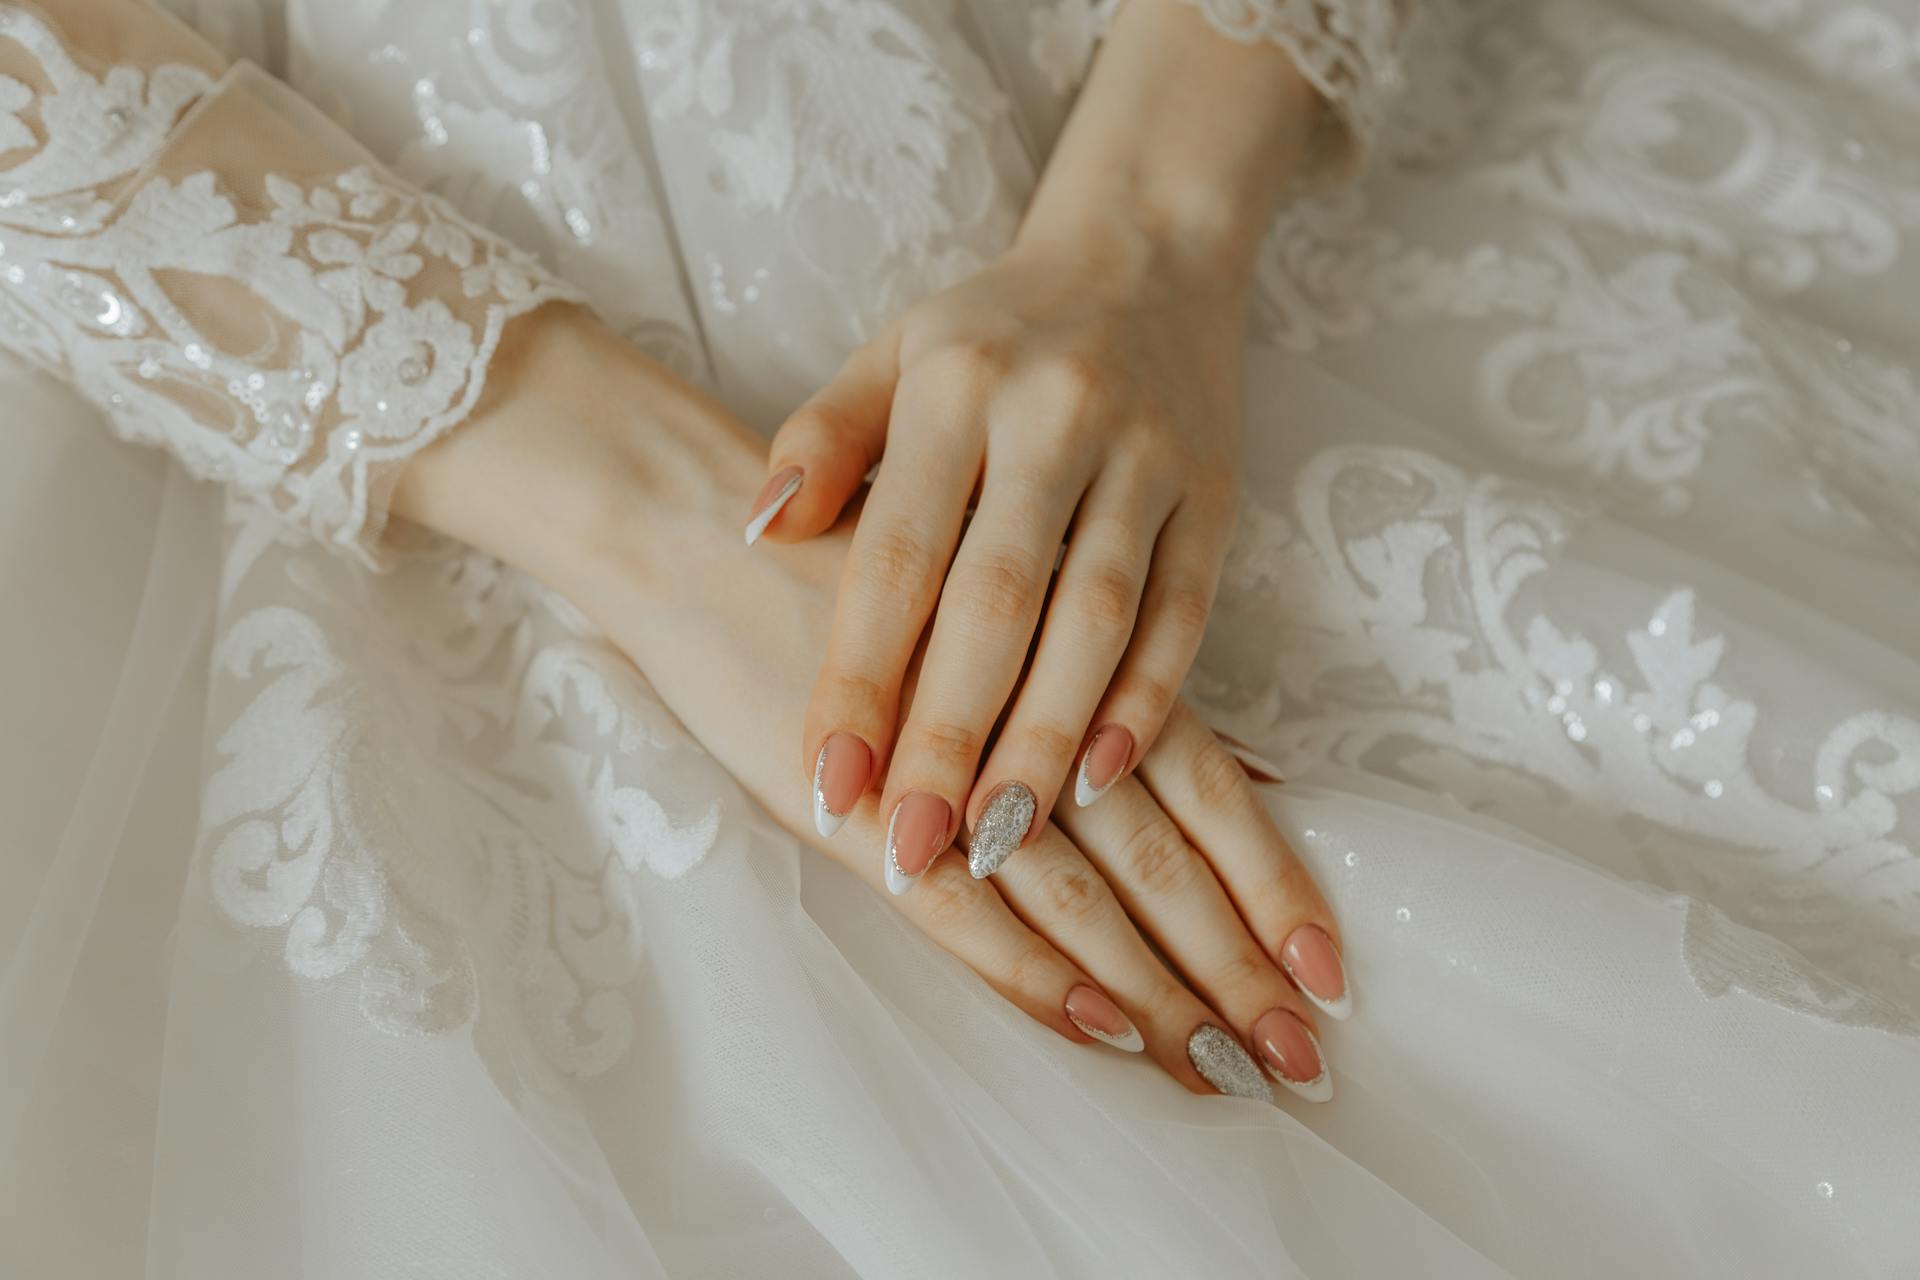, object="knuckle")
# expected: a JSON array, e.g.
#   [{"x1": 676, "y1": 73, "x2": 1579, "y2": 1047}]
[
  {"x1": 998, "y1": 938, "x2": 1058, "y2": 995},
  {"x1": 1036, "y1": 350, "x2": 1109, "y2": 416},
  {"x1": 1188, "y1": 742, "x2": 1251, "y2": 810},
  {"x1": 1118, "y1": 671, "x2": 1180, "y2": 720},
  {"x1": 1118, "y1": 814, "x2": 1197, "y2": 897},
  {"x1": 860, "y1": 523, "x2": 939, "y2": 595},
  {"x1": 1067, "y1": 561, "x2": 1142, "y2": 633},
  {"x1": 955, "y1": 546, "x2": 1045, "y2": 628},
  {"x1": 911, "y1": 859, "x2": 982, "y2": 921},
  {"x1": 1036, "y1": 860, "x2": 1109, "y2": 927},
  {"x1": 1153, "y1": 574, "x2": 1216, "y2": 638},
  {"x1": 927, "y1": 337, "x2": 1011, "y2": 386},
  {"x1": 1210, "y1": 947, "x2": 1277, "y2": 998},
  {"x1": 908, "y1": 719, "x2": 983, "y2": 771},
  {"x1": 1021, "y1": 721, "x2": 1082, "y2": 766},
  {"x1": 821, "y1": 670, "x2": 889, "y2": 715}
]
